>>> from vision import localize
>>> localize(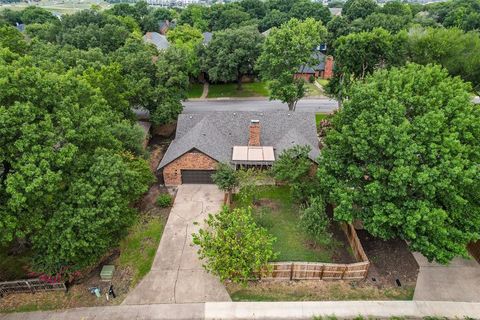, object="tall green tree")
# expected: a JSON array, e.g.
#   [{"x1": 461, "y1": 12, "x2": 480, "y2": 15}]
[
  {"x1": 318, "y1": 64, "x2": 480, "y2": 263},
  {"x1": 0, "y1": 62, "x2": 153, "y2": 274},
  {"x1": 202, "y1": 25, "x2": 263, "y2": 89},
  {"x1": 257, "y1": 18, "x2": 327, "y2": 111},
  {"x1": 0, "y1": 25, "x2": 27, "y2": 55},
  {"x1": 407, "y1": 27, "x2": 480, "y2": 95},
  {"x1": 342, "y1": 0, "x2": 378, "y2": 21}
]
